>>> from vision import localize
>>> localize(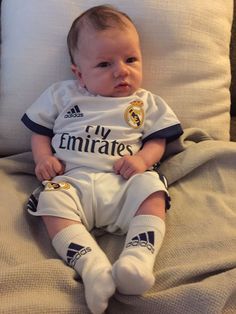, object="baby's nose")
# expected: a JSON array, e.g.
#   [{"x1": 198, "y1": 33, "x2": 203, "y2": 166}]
[{"x1": 114, "y1": 62, "x2": 129, "y2": 78}]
